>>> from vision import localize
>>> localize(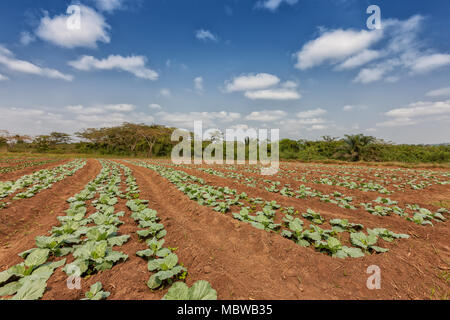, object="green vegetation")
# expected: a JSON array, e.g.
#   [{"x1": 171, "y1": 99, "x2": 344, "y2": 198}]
[{"x1": 1, "y1": 125, "x2": 449, "y2": 163}]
